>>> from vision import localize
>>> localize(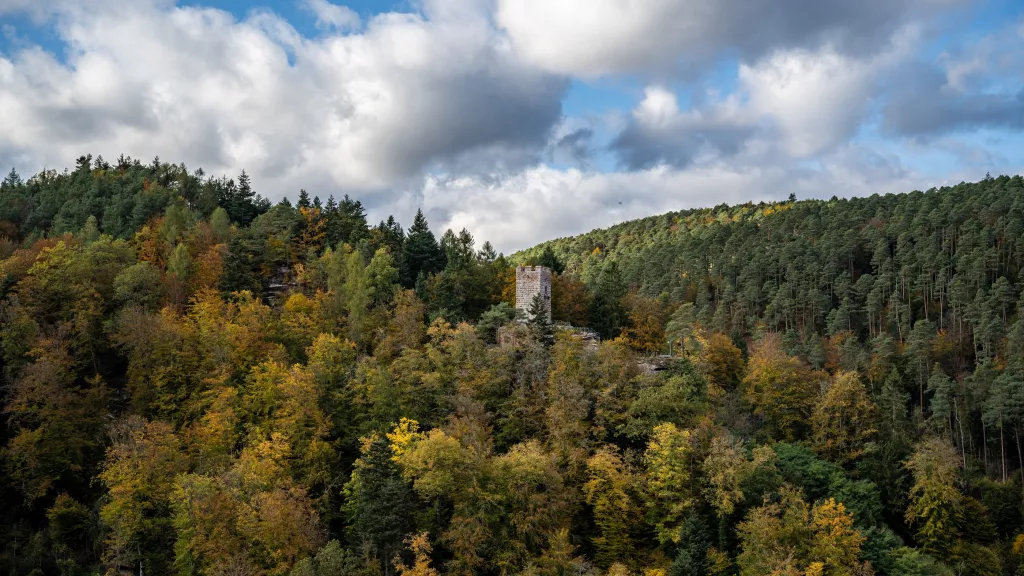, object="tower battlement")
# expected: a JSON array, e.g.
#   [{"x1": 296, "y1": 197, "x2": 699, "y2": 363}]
[{"x1": 515, "y1": 265, "x2": 552, "y2": 322}]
